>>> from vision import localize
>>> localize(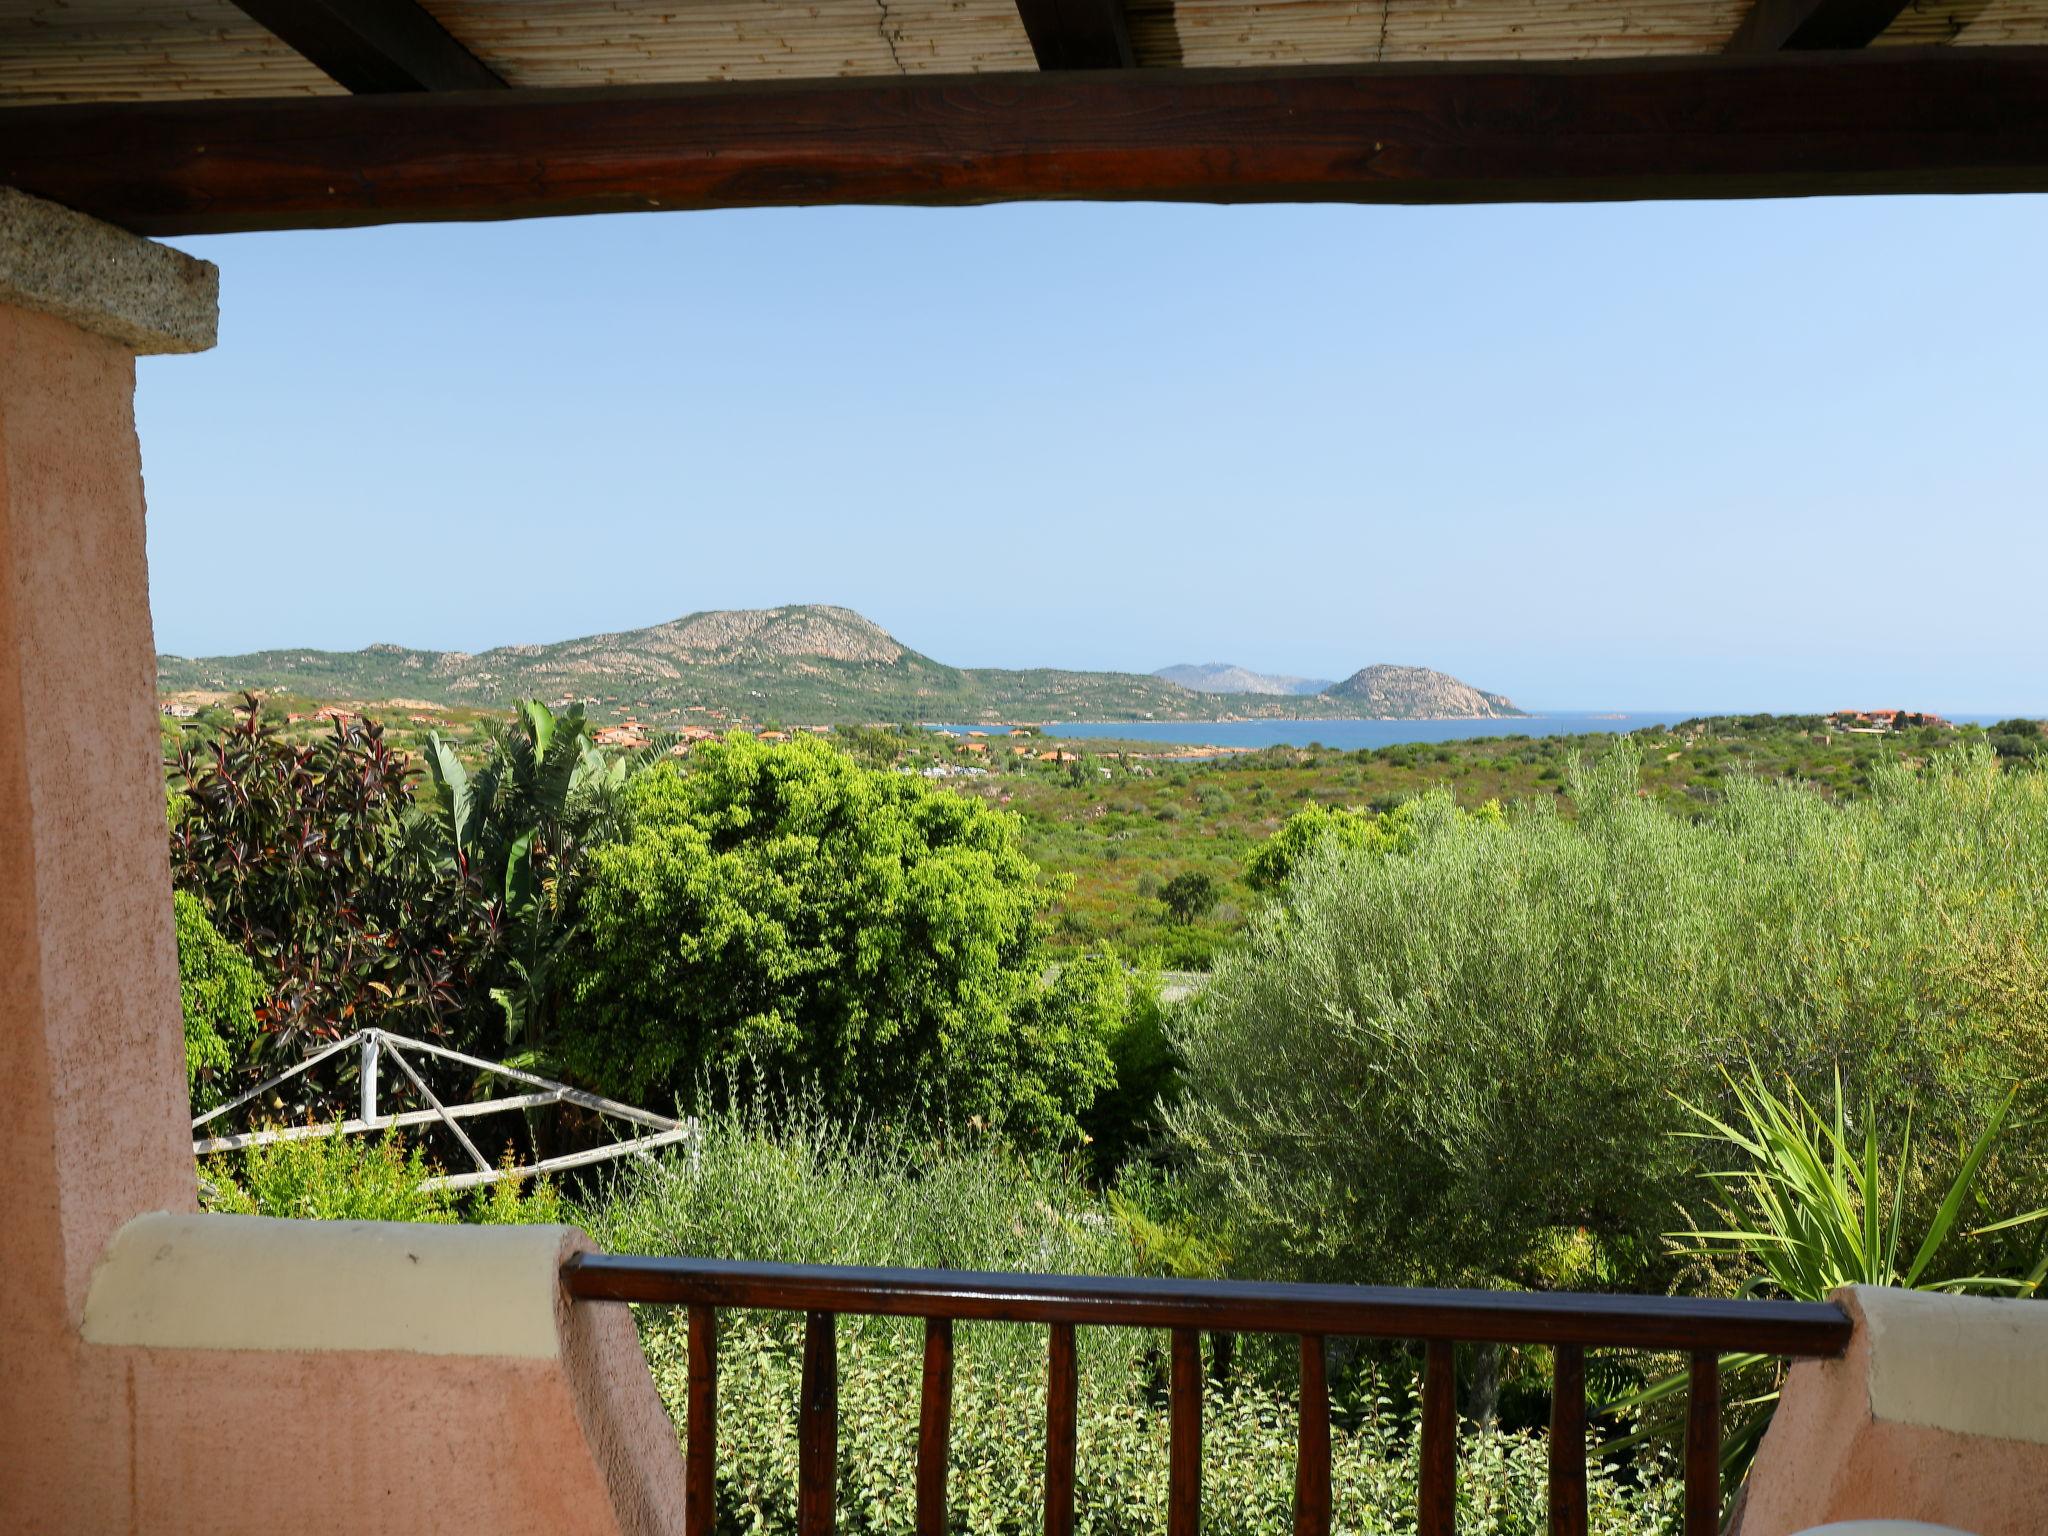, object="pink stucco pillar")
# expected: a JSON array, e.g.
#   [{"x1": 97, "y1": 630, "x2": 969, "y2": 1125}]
[
  {"x1": 0, "y1": 187, "x2": 219, "y2": 1528},
  {"x1": 0, "y1": 192, "x2": 685, "y2": 1536}
]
